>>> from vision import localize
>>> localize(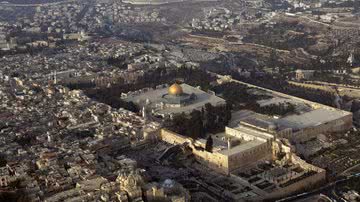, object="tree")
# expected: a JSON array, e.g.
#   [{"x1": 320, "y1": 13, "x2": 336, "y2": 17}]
[
  {"x1": 171, "y1": 113, "x2": 188, "y2": 135},
  {"x1": 351, "y1": 100, "x2": 360, "y2": 113},
  {"x1": 205, "y1": 103, "x2": 216, "y2": 132},
  {"x1": 269, "y1": 48, "x2": 279, "y2": 69},
  {"x1": 354, "y1": 1, "x2": 360, "y2": 13},
  {"x1": 225, "y1": 102, "x2": 232, "y2": 122},
  {"x1": 0, "y1": 154, "x2": 6, "y2": 167},
  {"x1": 166, "y1": 104, "x2": 231, "y2": 139},
  {"x1": 205, "y1": 135, "x2": 213, "y2": 153},
  {"x1": 187, "y1": 110, "x2": 204, "y2": 139}
]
